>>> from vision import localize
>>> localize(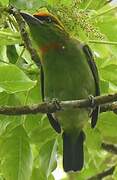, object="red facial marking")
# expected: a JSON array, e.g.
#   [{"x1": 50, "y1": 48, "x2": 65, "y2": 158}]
[{"x1": 40, "y1": 43, "x2": 62, "y2": 55}]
